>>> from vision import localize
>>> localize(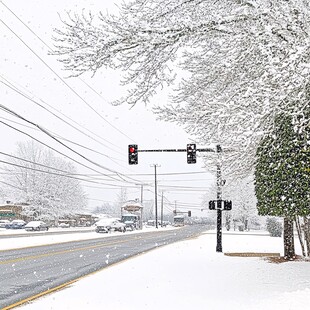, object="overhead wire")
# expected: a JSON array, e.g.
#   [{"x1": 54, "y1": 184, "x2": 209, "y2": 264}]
[
  {"x1": 0, "y1": 159, "x2": 139, "y2": 188},
  {"x1": 0, "y1": 104, "x2": 147, "y2": 185},
  {"x1": 0, "y1": 116, "x2": 128, "y2": 183},
  {"x1": 0, "y1": 74, "x2": 124, "y2": 155},
  {"x1": 0, "y1": 5, "x2": 136, "y2": 142},
  {"x1": 0, "y1": 3, "x2": 213, "y2": 209},
  {"x1": 0, "y1": 9, "x2": 143, "y2": 181},
  {"x1": 0, "y1": 110, "x2": 126, "y2": 165},
  {"x1": 0, "y1": 151, "x2": 150, "y2": 187}
]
